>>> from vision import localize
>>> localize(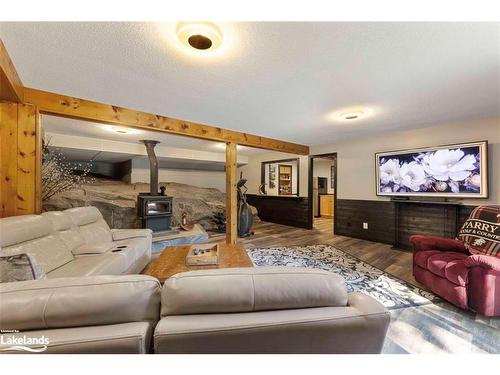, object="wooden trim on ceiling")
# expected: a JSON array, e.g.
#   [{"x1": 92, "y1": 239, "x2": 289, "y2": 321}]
[
  {"x1": 0, "y1": 39, "x2": 24, "y2": 103},
  {"x1": 23, "y1": 87, "x2": 310, "y2": 155}
]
